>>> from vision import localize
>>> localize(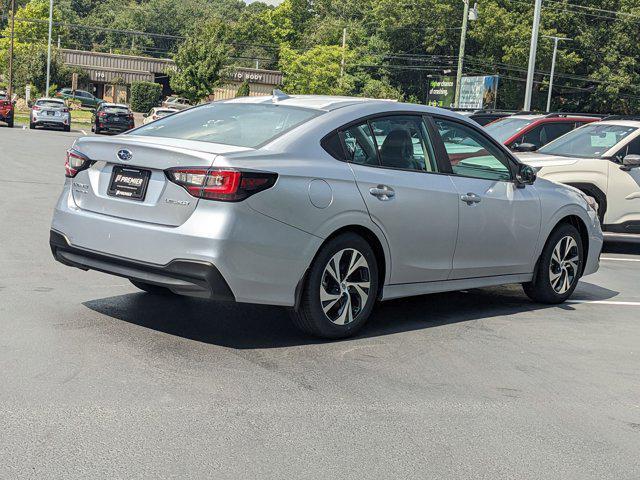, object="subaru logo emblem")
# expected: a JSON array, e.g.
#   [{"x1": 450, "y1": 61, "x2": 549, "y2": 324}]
[{"x1": 117, "y1": 149, "x2": 132, "y2": 161}]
